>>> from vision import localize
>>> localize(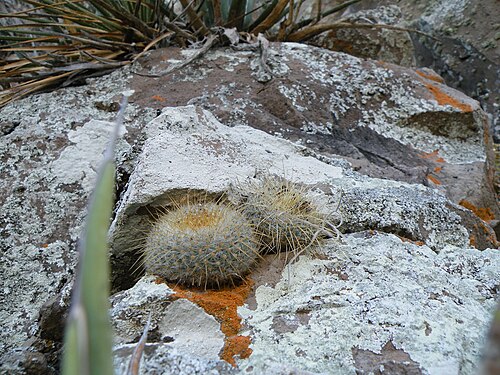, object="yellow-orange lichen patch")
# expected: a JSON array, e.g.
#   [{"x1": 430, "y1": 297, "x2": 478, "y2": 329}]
[
  {"x1": 170, "y1": 280, "x2": 254, "y2": 366},
  {"x1": 416, "y1": 69, "x2": 445, "y2": 83},
  {"x1": 469, "y1": 234, "x2": 477, "y2": 248},
  {"x1": 221, "y1": 335, "x2": 253, "y2": 366},
  {"x1": 397, "y1": 235, "x2": 425, "y2": 246},
  {"x1": 427, "y1": 175, "x2": 442, "y2": 185},
  {"x1": 419, "y1": 149, "x2": 446, "y2": 163},
  {"x1": 424, "y1": 82, "x2": 473, "y2": 112},
  {"x1": 459, "y1": 199, "x2": 495, "y2": 222},
  {"x1": 434, "y1": 166, "x2": 442, "y2": 173}
]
